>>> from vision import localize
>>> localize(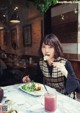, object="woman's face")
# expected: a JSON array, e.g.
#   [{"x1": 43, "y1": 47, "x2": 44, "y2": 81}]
[{"x1": 41, "y1": 43, "x2": 55, "y2": 60}]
